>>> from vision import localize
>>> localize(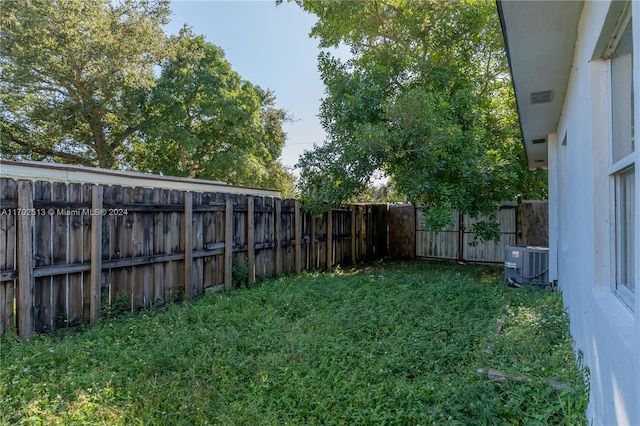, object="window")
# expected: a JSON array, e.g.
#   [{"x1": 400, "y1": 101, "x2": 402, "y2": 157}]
[
  {"x1": 610, "y1": 15, "x2": 636, "y2": 310},
  {"x1": 611, "y1": 19, "x2": 634, "y2": 162},
  {"x1": 614, "y1": 167, "x2": 635, "y2": 306}
]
